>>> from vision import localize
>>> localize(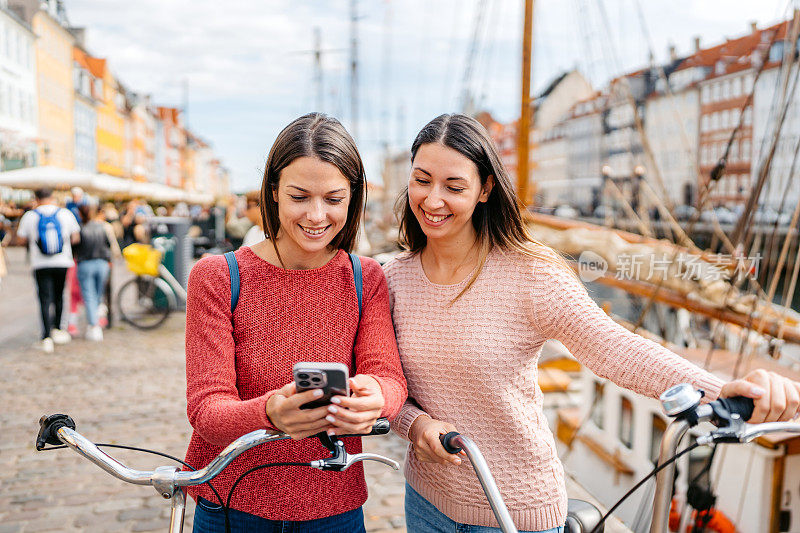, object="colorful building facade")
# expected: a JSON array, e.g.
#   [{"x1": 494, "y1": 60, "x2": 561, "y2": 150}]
[
  {"x1": 12, "y1": 0, "x2": 74, "y2": 169},
  {"x1": 72, "y1": 46, "x2": 97, "y2": 173},
  {"x1": 0, "y1": 1, "x2": 37, "y2": 170},
  {"x1": 92, "y1": 58, "x2": 126, "y2": 177}
]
